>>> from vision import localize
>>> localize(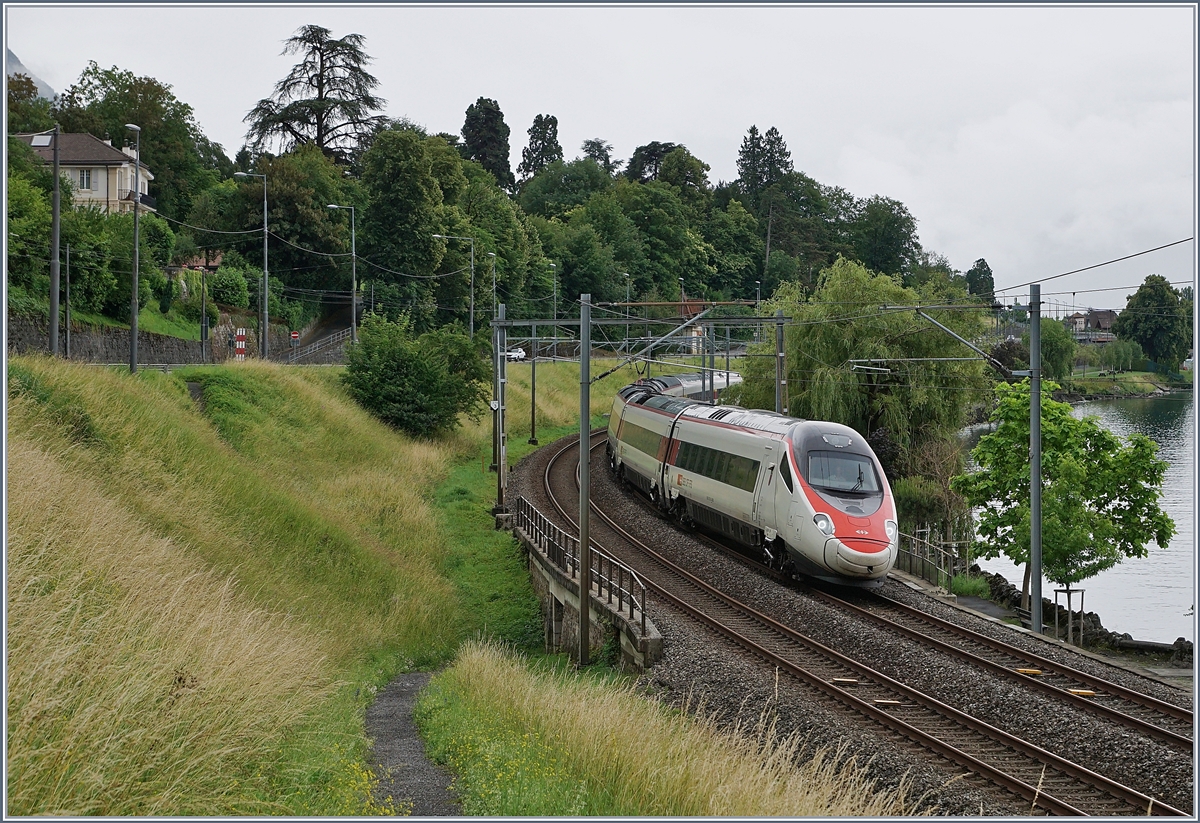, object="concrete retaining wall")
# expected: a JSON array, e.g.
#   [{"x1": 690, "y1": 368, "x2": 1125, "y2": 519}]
[{"x1": 511, "y1": 520, "x2": 663, "y2": 671}]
